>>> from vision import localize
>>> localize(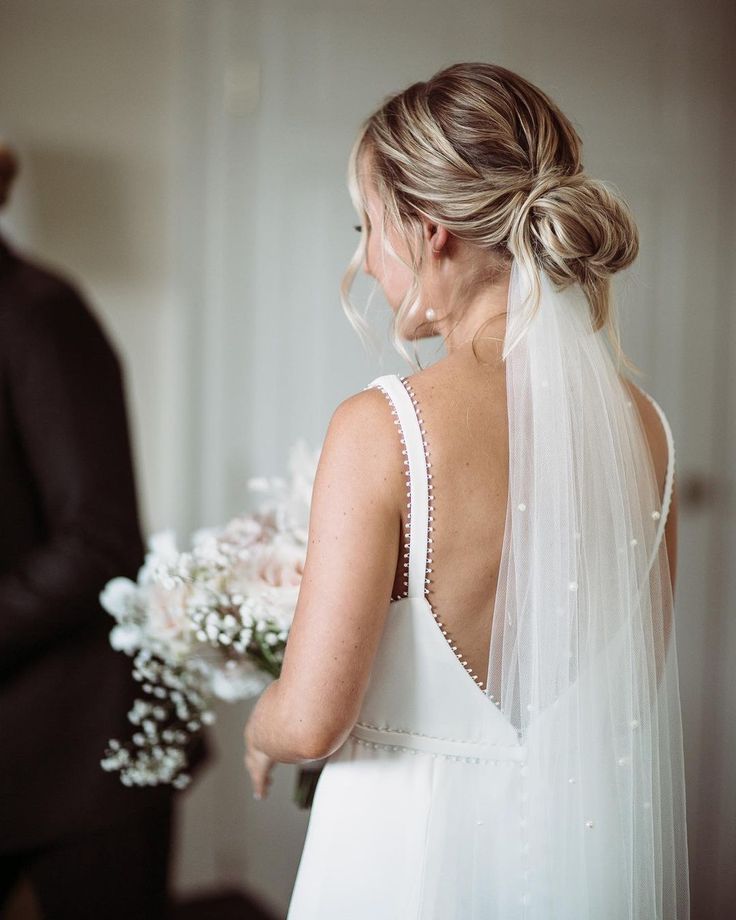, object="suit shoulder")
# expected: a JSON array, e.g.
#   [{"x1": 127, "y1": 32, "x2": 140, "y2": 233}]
[{"x1": 0, "y1": 255, "x2": 110, "y2": 350}]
